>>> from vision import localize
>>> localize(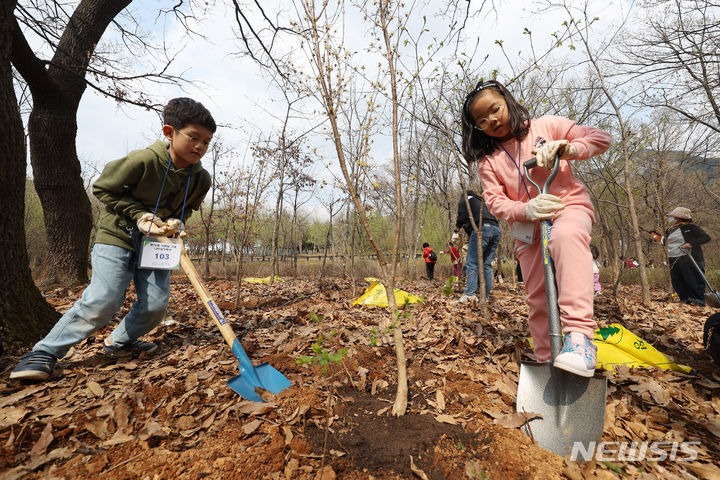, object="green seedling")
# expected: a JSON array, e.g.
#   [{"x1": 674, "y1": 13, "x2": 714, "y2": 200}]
[
  {"x1": 442, "y1": 276, "x2": 458, "y2": 296},
  {"x1": 393, "y1": 308, "x2": 412, "y2": 321},
  {"x1": 602, "y1": 462, "x2": 623, "y2": 475},
  {"x1": 310, "y1": 312, "x2": 323, "y2": 323},
  {"x1": 465, "y1": 461, "x2": 488, "y2": 480},
  {"x1": 370, "y1": 328, "x2": 379, "y2": 347},
  {"x1": 297, "y1": 330, "x2": 348, "y2": 375}
]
